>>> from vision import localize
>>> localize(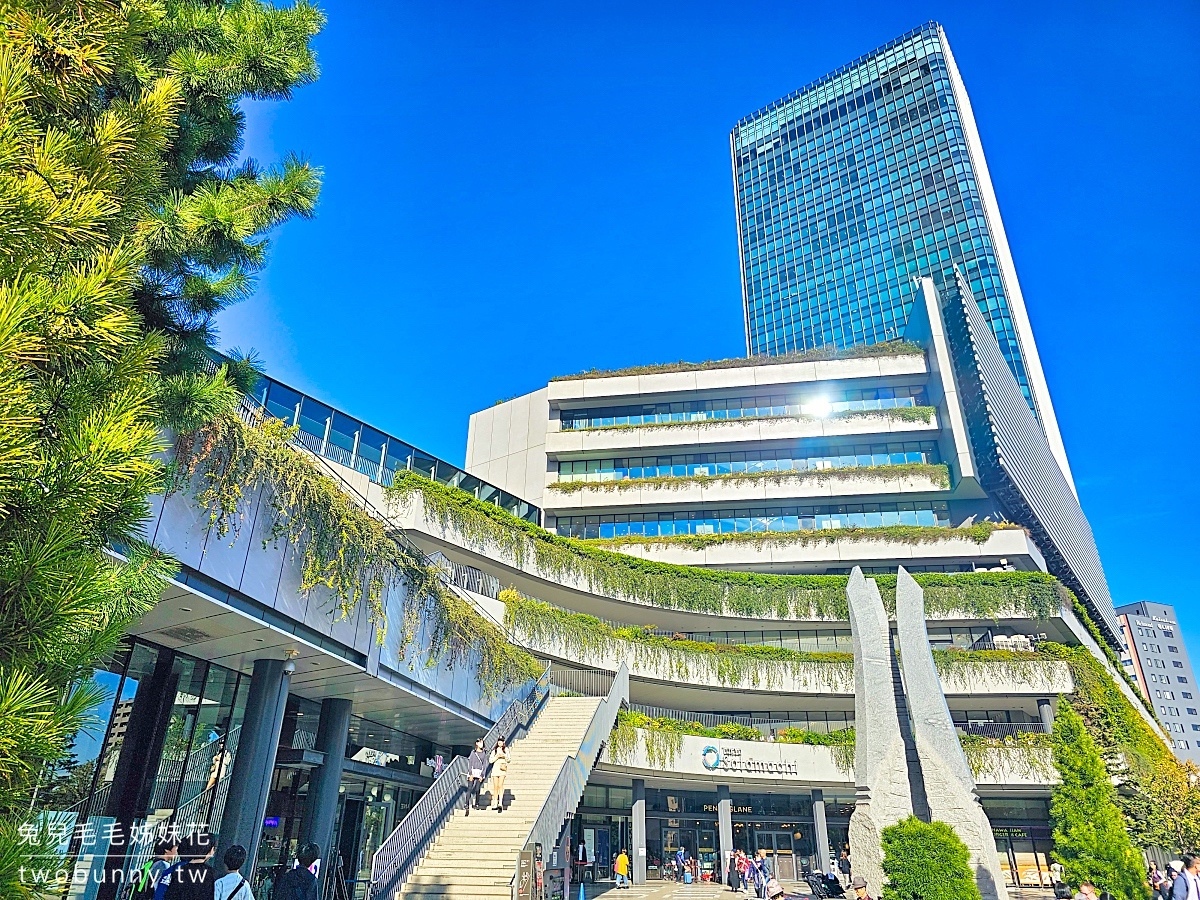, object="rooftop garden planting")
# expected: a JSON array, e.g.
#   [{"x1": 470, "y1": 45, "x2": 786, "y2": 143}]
[
  {"x1": 501, "y1": 590, "x2": 853, "y2": 690},
  {"x1": 172, "y1": 413, "x2": 541, "y2": 697},
  {"x1": 388, "y1": 470, "x2": 1062, "y2": 621},
  {"x1": 550, "y1": 341, "x2": 925, "y2": 381},
  {"x1": 547, "y1": 462, "x2": 951, "y2": 494},
  {"x1": 569, "y1": 405, "x2": 937, "y2": 432}
]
